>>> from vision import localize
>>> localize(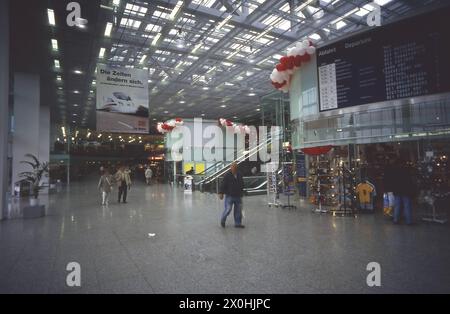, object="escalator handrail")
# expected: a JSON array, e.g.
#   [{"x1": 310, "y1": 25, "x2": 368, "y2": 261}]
[{"x1": 197, "y1": 135, "x2": 276, "y2": 185}]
